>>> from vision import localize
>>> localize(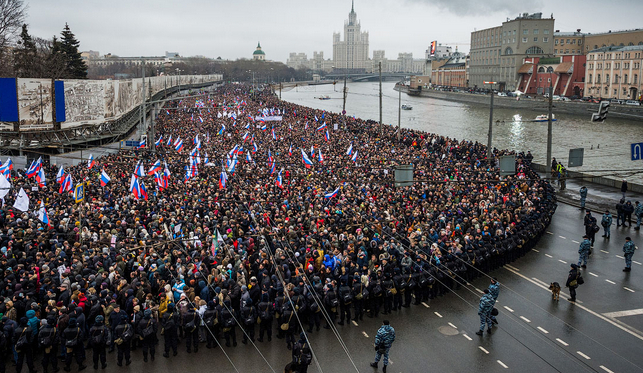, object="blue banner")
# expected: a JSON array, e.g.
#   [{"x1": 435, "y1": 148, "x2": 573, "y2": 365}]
[
  {"x1": 0, "y1": 78, "x2": 19, "y2": 122},
  {"x1": 54, "y1": 81, "x2": 66, "y2": 122}
]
